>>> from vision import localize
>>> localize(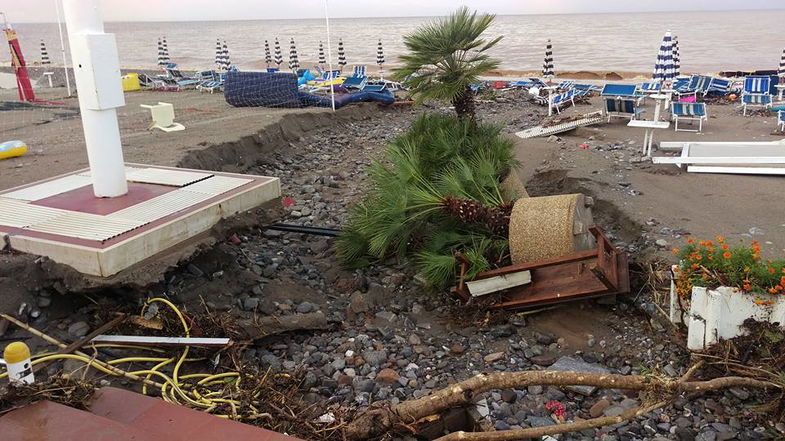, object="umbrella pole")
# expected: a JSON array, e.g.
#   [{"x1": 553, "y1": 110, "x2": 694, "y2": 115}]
[
  {"x1": 54, "y1": 0, "x2": 72, "y2": 96},
  {"x1": 324, "y1": 0, "x2": 335, "y2": 112}
]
